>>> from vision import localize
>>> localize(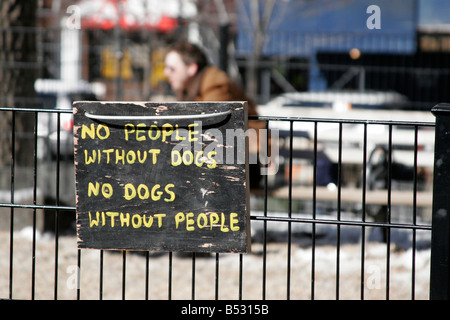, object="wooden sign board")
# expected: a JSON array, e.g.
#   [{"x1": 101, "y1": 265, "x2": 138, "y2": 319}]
[{"x1": 73, "y1": 101, "x2": 250, "y2": 253}]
